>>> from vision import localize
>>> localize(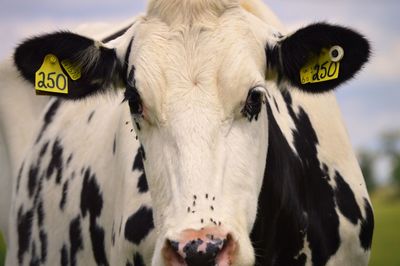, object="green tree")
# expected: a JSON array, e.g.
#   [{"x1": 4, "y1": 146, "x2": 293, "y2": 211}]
[
  {"x1": 380, "y1": 130, "x2": 400, "y2": 189},
  {"x1": 358, "y1": 149, "x2": 376, "y2": 192},
  {"x1": 392, "y1": 154, "x2": 400, "y2": 186}
]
